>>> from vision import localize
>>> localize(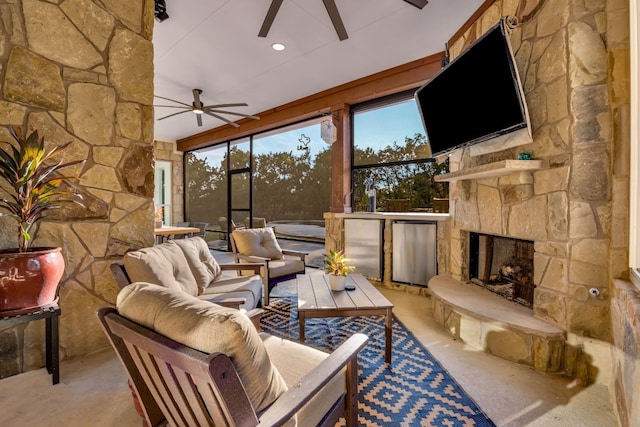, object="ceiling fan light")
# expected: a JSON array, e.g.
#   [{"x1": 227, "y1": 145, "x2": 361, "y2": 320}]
[{"x1": 272, "y1": 43, "x2": 286, "y2": 51}]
